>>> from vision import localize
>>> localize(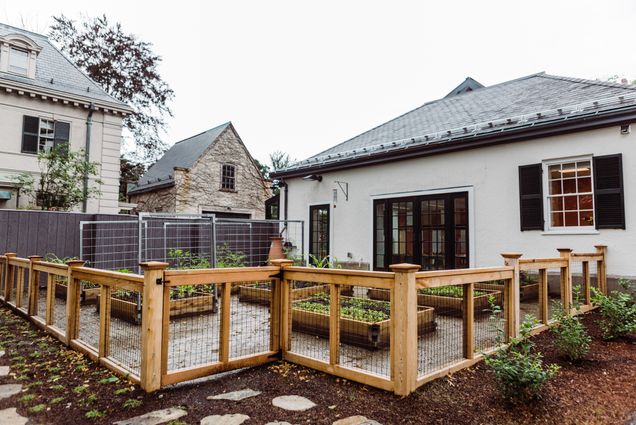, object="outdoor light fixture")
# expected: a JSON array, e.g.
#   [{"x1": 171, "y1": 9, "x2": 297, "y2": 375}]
[
  {"x1": 302, "y1": 174, "x2": 322, "y2": 182},
  {"x1": 621, "y1": 124, "x2": 631, "y2": 135}
]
